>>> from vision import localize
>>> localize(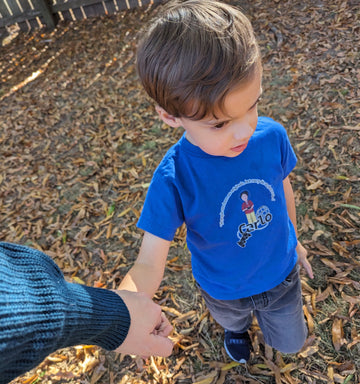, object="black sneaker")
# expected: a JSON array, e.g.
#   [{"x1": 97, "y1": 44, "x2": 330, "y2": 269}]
[{"x1": 224, "y1": 330, "x2": 251, "y2": 363}]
